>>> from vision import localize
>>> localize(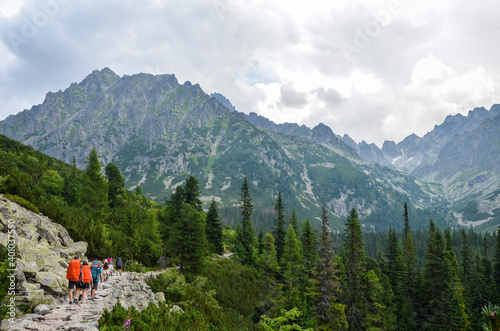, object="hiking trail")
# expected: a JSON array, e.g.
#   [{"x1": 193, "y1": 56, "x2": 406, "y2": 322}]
[{"x1": 4, "y1": 271, "x2": 165, "y2": 331}]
